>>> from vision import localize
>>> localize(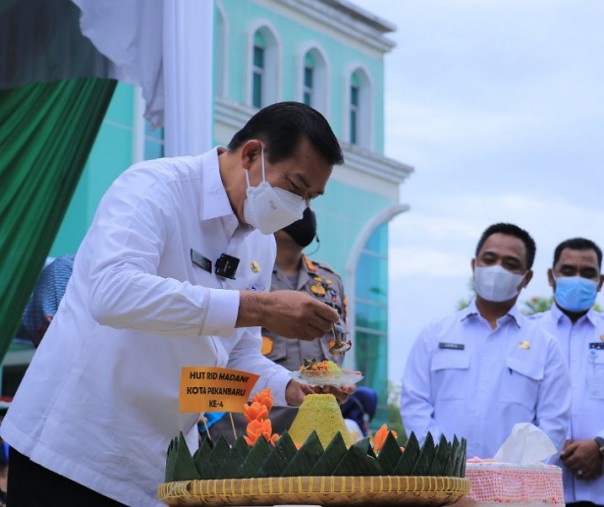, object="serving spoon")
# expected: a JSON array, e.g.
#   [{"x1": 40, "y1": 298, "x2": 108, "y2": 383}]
[{"x1": 329, "y1": 323, "x2": 351, "y2": 355}]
